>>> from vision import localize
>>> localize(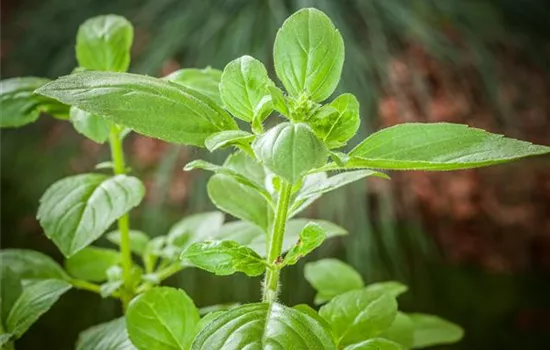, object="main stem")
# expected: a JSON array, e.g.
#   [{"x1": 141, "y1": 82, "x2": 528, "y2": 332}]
[
  {"x1": 262, "y1": 181, "x2": 292, "y2": 303},
  {"x1": 109, "y1": 125, "x2": 133, "y2": 310}
]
